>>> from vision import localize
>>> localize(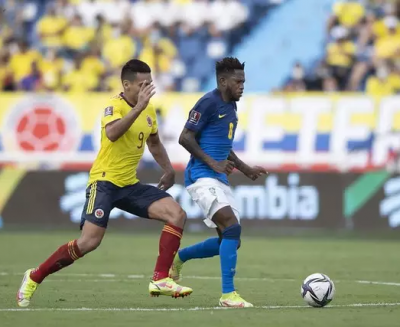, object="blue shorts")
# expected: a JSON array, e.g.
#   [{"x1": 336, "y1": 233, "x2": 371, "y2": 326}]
[{"x1": 80, "y1": 181, "x2": 170, "y2": 229}]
